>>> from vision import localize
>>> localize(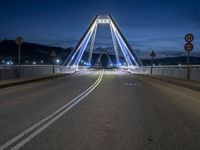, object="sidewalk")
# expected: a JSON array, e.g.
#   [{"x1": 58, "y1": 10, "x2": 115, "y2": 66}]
[
  {"x1": 135, "y1": 74, "x2": 200, "y2": 92},
  {"x1": 0, "y1": 73, "x2": 67, "y2": 89}
]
